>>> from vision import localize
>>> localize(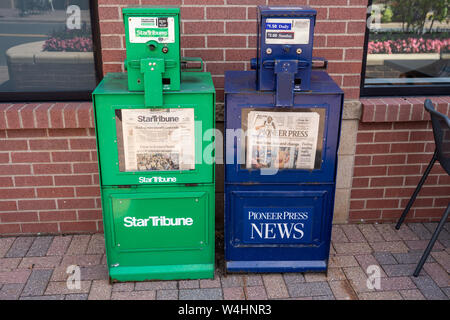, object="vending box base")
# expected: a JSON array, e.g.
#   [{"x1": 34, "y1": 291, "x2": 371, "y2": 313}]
[
  {"x1": 225, "y1": 184, "x2": 335, "y2": 273},
  {"x1": 101, "y1": 185, "x2": 215, "y2": 282},
  {"x1": 110, "y1": 264, "x2": 214, "y2": 283}
]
